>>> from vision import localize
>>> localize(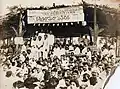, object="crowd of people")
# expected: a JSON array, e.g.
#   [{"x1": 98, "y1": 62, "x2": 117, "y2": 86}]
[{"x1": 0, "y1": 30, "x2": 118, "y2": 89}]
